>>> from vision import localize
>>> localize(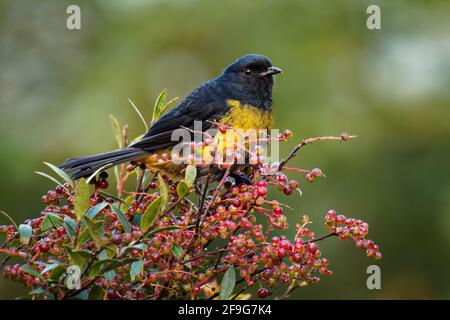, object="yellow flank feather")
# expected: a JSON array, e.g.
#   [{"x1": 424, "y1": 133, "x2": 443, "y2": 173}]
[{"x1": 221, "y1": 99, "x2": 273, "y2": 130}]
